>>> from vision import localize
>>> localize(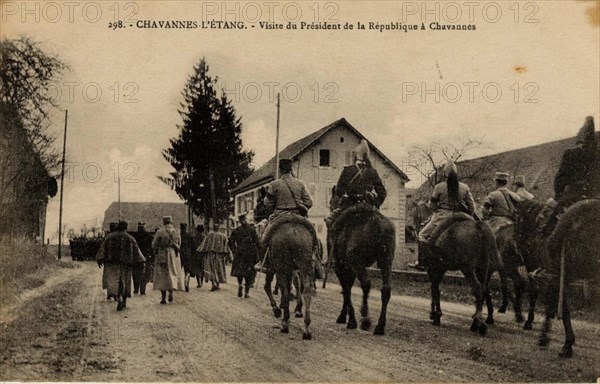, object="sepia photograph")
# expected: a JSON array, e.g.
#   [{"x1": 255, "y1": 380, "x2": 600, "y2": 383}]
[{"x1": 0, "y1": 0, "x2": 599, "y2": 382}]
